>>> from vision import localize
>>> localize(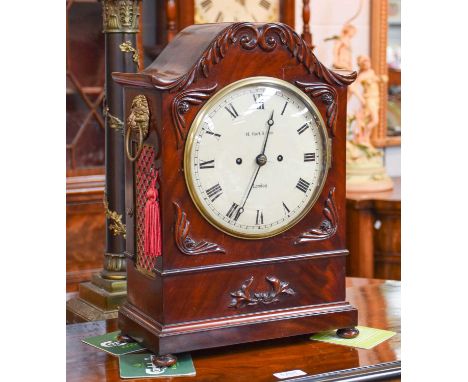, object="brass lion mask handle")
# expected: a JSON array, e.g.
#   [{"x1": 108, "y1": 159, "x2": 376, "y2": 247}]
[{"x1": 125, "y1": 95, "x2": 150, "y2": 162}]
